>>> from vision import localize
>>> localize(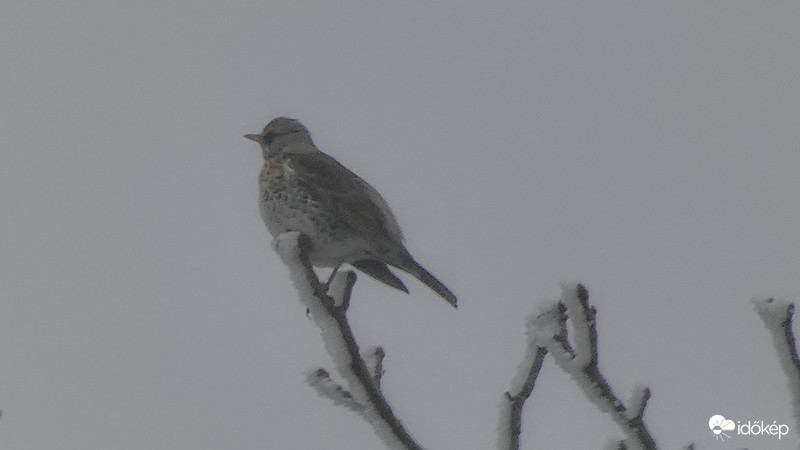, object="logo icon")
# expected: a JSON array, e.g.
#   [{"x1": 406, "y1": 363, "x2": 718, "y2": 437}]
[{"x1": 709, "y1": 415, "x2": 736, "y2": 441}]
